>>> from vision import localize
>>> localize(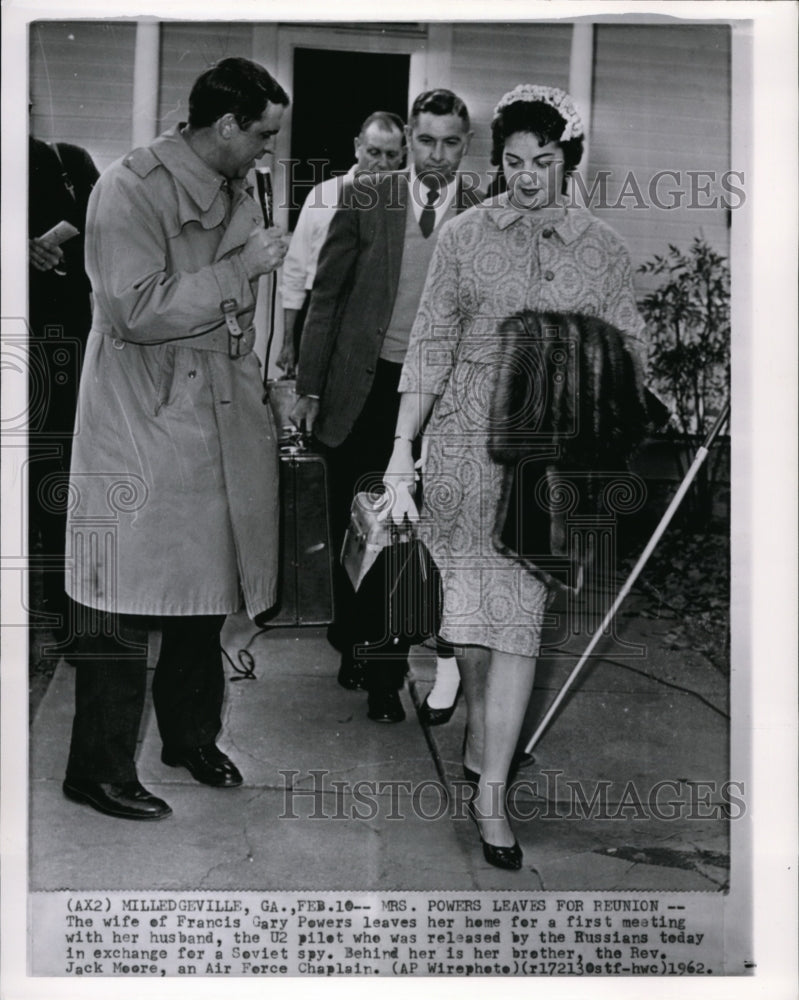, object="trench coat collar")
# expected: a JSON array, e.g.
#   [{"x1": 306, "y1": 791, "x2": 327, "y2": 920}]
[
  {"x1": 486, "y1": 192, "x2": 593, "y2": 244},
  {"x1": 149, "y1": 126, "x2": 259, "y2": 254},
  {"x1": 150, "y1": 125, "x2": 240, "y2": 214}
]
